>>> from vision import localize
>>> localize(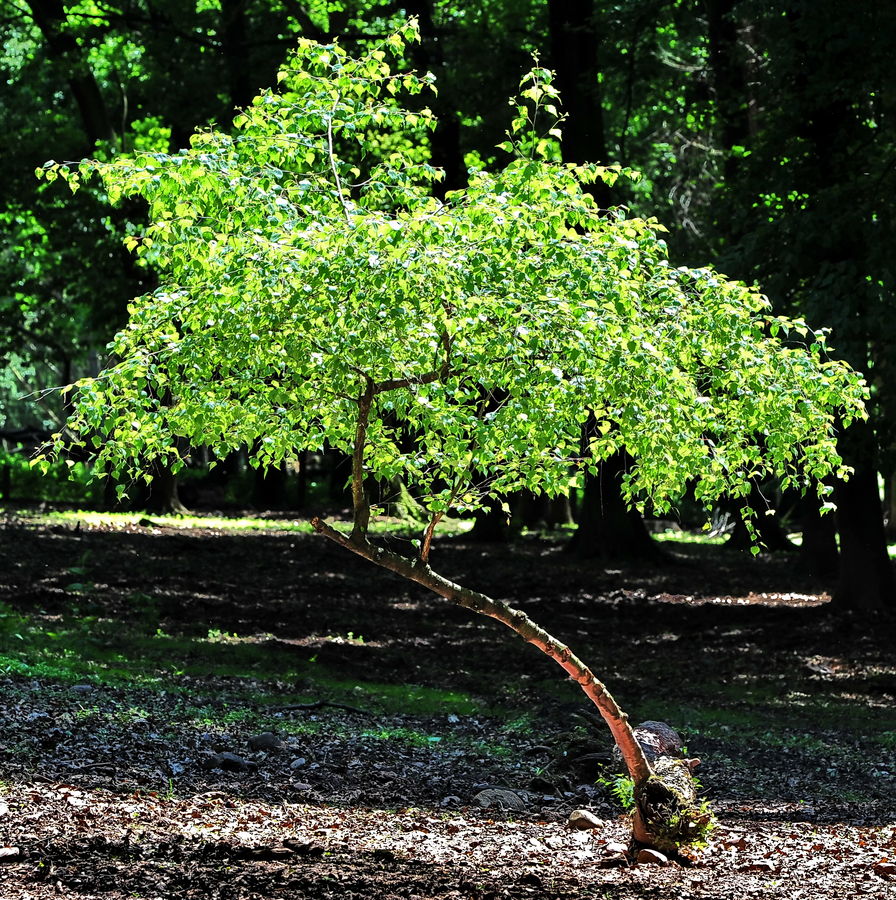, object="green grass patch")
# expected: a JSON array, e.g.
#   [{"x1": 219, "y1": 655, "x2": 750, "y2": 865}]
[
  {"x1": 17, "y1": 508, "x2": 314, "y2": 533},
  {"x1": 12, "y1": 507, "x2": 475, "y2": 538},
  {"x1": 0, "y1": 599, "x2": 491, "y2": 720},
  {"x1": 652, "y1": 529, "x2": 727, "y2": 546}
]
